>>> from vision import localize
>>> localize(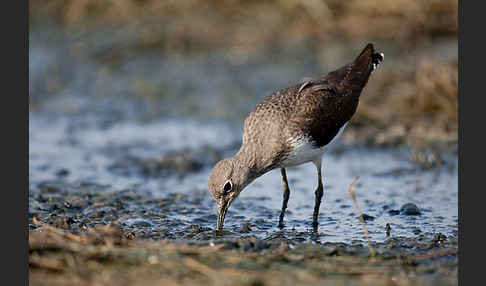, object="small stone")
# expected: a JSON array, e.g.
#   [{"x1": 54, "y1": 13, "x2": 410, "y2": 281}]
[
  {"x1": 56, "y1": 169, "x2": 70, "y2": 177},
  {"x1": 131, "y1": 219, "x2": 152, "y2": 228},
  {"x1": 400, "y1": 203, "x2": 421, "y2": 216},
  {"x1": 125, "y1": 232, "x2": 136, "y2": 239},
  {"x1": 91, "y1": 210, "x2": 107, "y2": 218},
  {"x1": 189, "y1": 224, "x2": 203, "y2": 233},
  {"x1": 361, "y1": 214, "x2": 375, "y2": 221},
  {"x1": 65, "y1": 216, "x2": 76, "y2": 225},
  {"x1": 239, "y1": 221, "x2": 252, "y2": 233},
  {"x1": 388, "y1": 209, "x2": 400, "y2": 216},
  {"x1": 433, "y1": 233, "x2": 447, "y2": 244}
]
